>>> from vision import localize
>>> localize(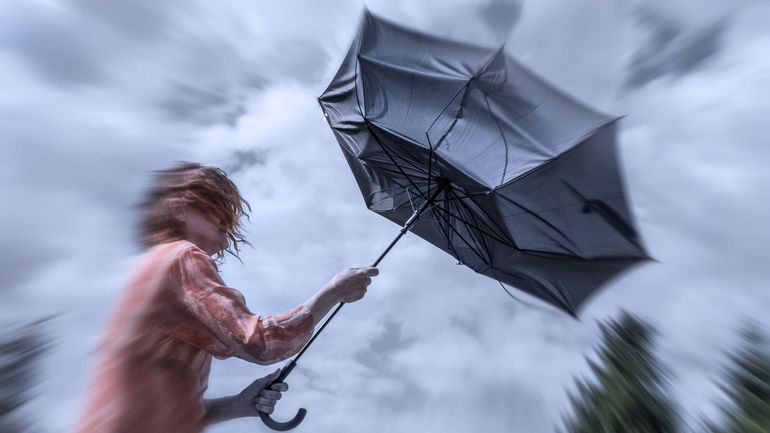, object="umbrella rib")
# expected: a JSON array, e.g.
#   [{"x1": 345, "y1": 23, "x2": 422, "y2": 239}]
[
  {"x1": 425, "y1": 150, "x2": 451, "y2": 207},
  {"x1": 442, "y1": 193, "x2": 575, "y2": 311},
  {"x1": 431, "y1": 200, "x2": 492, "y2": 267},
  {"x1": 451, "y1": 189, "x2": 517, "y2": 248},
  {"x1": 376, "y1": 138, "x2": 431, "y2": 178},
  {"x1": 424, "y1": 80, "x2": 472, "y2": 200},
  {"x1": 426, "y1": 151, "x2": 433, "y2": 199},
  {"x1": 448, "y1": 192, "x2": 628, "y2": 219},
  {"x1": 365, "y1": 124, "x2": 428, "y2": 195},
  {"x1": 426, "y1": 82, "x2": 472, "y2": 152},
  {"x1": 425, "y1": 82, "x2": 471, "y2": 150},
  {"x1": 493, "y1": 278, "x2": 567, "y2": 318},
  {"x1": 426, "y1": 141, "x2": 435, "y2": 202},
  {"x1": 433, "y1": 198, "x2": 572, "y2": 313},
  {"x1": 456, "y1": 193, "x2": 590, "y2": 260},
  {"x1": 366, "y1": 163, "x2": 430, "y2": 182},
  {"x1": 481, "y1": 92, "x2": 550, "y2": 160},
  {"x1": 447, "y1": 192, "x2": 493, "y2": 265},
  {"x1": 374, "y1": 181, "x2": 438, "y2": 216},
  {"x1": 447, "y1": 193, "x2": 516, "y2": 249},
  {"x1": 368, "y1": 125, "x2": 434, "y2": 177},
  {"x1": 368, "y1": 183, "x2": 416, "y2": 212},
  {"x1": 451, "y1": 193, "x2": 510, "y2": 253},
  {"x1": 431, "y1": 190, "x2": 460, "y2": 259},
  {"x1": 493, "y1": 119, "x2": 618, "y2": 191},
  {"x1": 494, "y1": 193, "x2": 582, "y2": 256},
  {"x1": 435, "y1": 197, "x2": 504, "y2": 248},
  {"x1": 465, "y1": 199, "x2": 518, "y2": 248},
  {"x1": 479, "y1": 93, "x2": 511, "y2": 186},
  {"x1": 353, "y1": 34, "x2": 366, "y2": 123},
  {"x1": 434, "y1": 212, "x2": 490, "y2": 267},
  {"x1": 491, "y1": 267, "x2": 574, "y2": 315},
  {"x1": 366, "y1": 122, "x2": 435, "y2": 176},
  {"x1": 443, "y1": 191, "x2": 496, "y2": 200}
]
